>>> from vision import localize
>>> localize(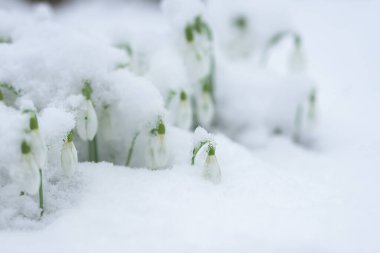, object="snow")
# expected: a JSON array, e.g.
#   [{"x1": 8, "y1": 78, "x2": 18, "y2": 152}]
[{"x1": 1, "y1": 0, "x2": 380, "y2": 252}]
